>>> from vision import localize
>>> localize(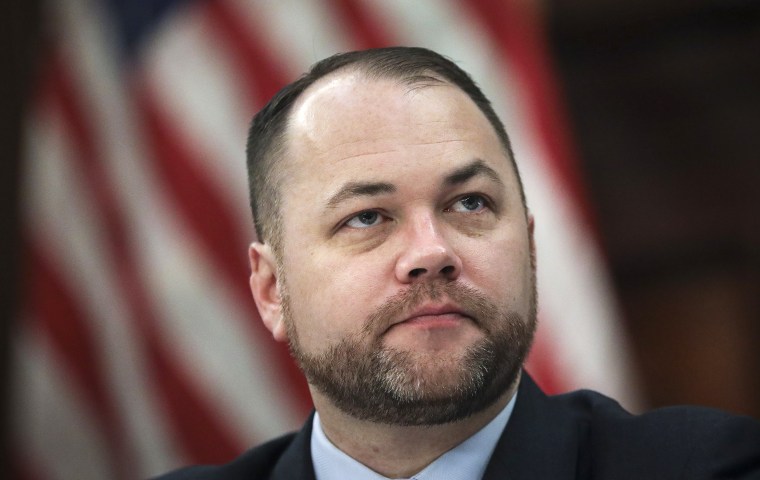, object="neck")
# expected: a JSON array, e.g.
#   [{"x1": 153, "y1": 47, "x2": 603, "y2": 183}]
[{"x1": 312, "y1": 374, "x2": 519, "y2": 478}]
